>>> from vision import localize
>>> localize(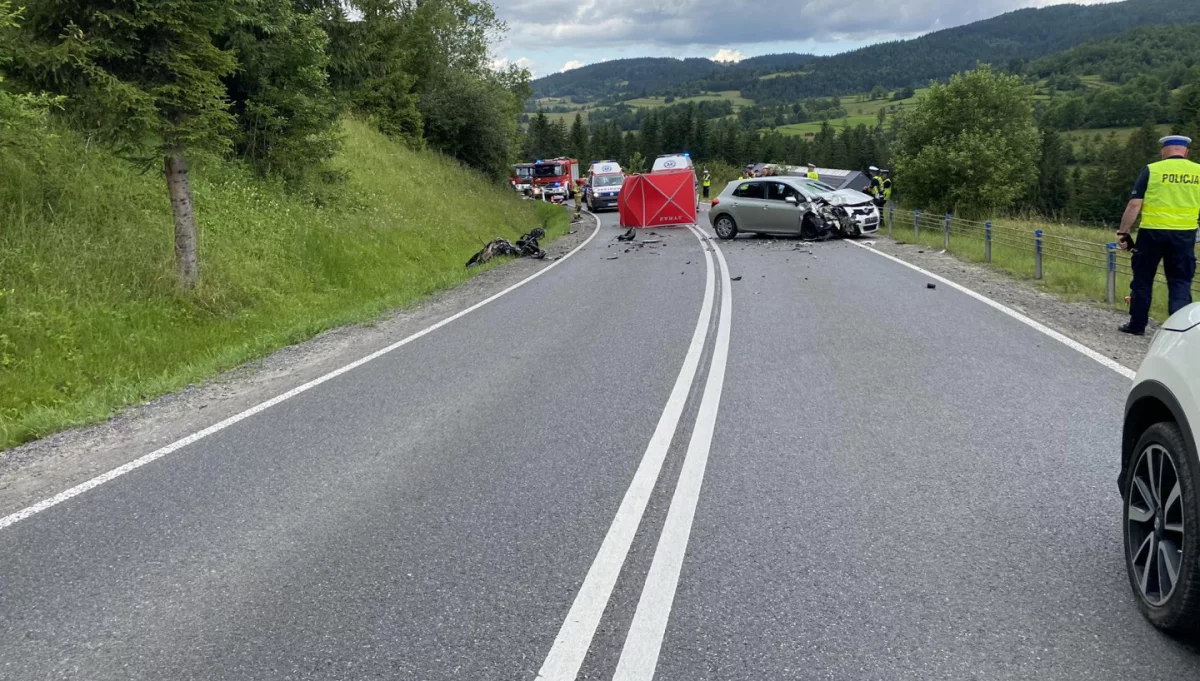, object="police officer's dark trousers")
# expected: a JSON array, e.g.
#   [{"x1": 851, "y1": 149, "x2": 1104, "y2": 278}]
[{"x1": 1129, "y1": 228, "x2": 1198, "y2": 331}]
